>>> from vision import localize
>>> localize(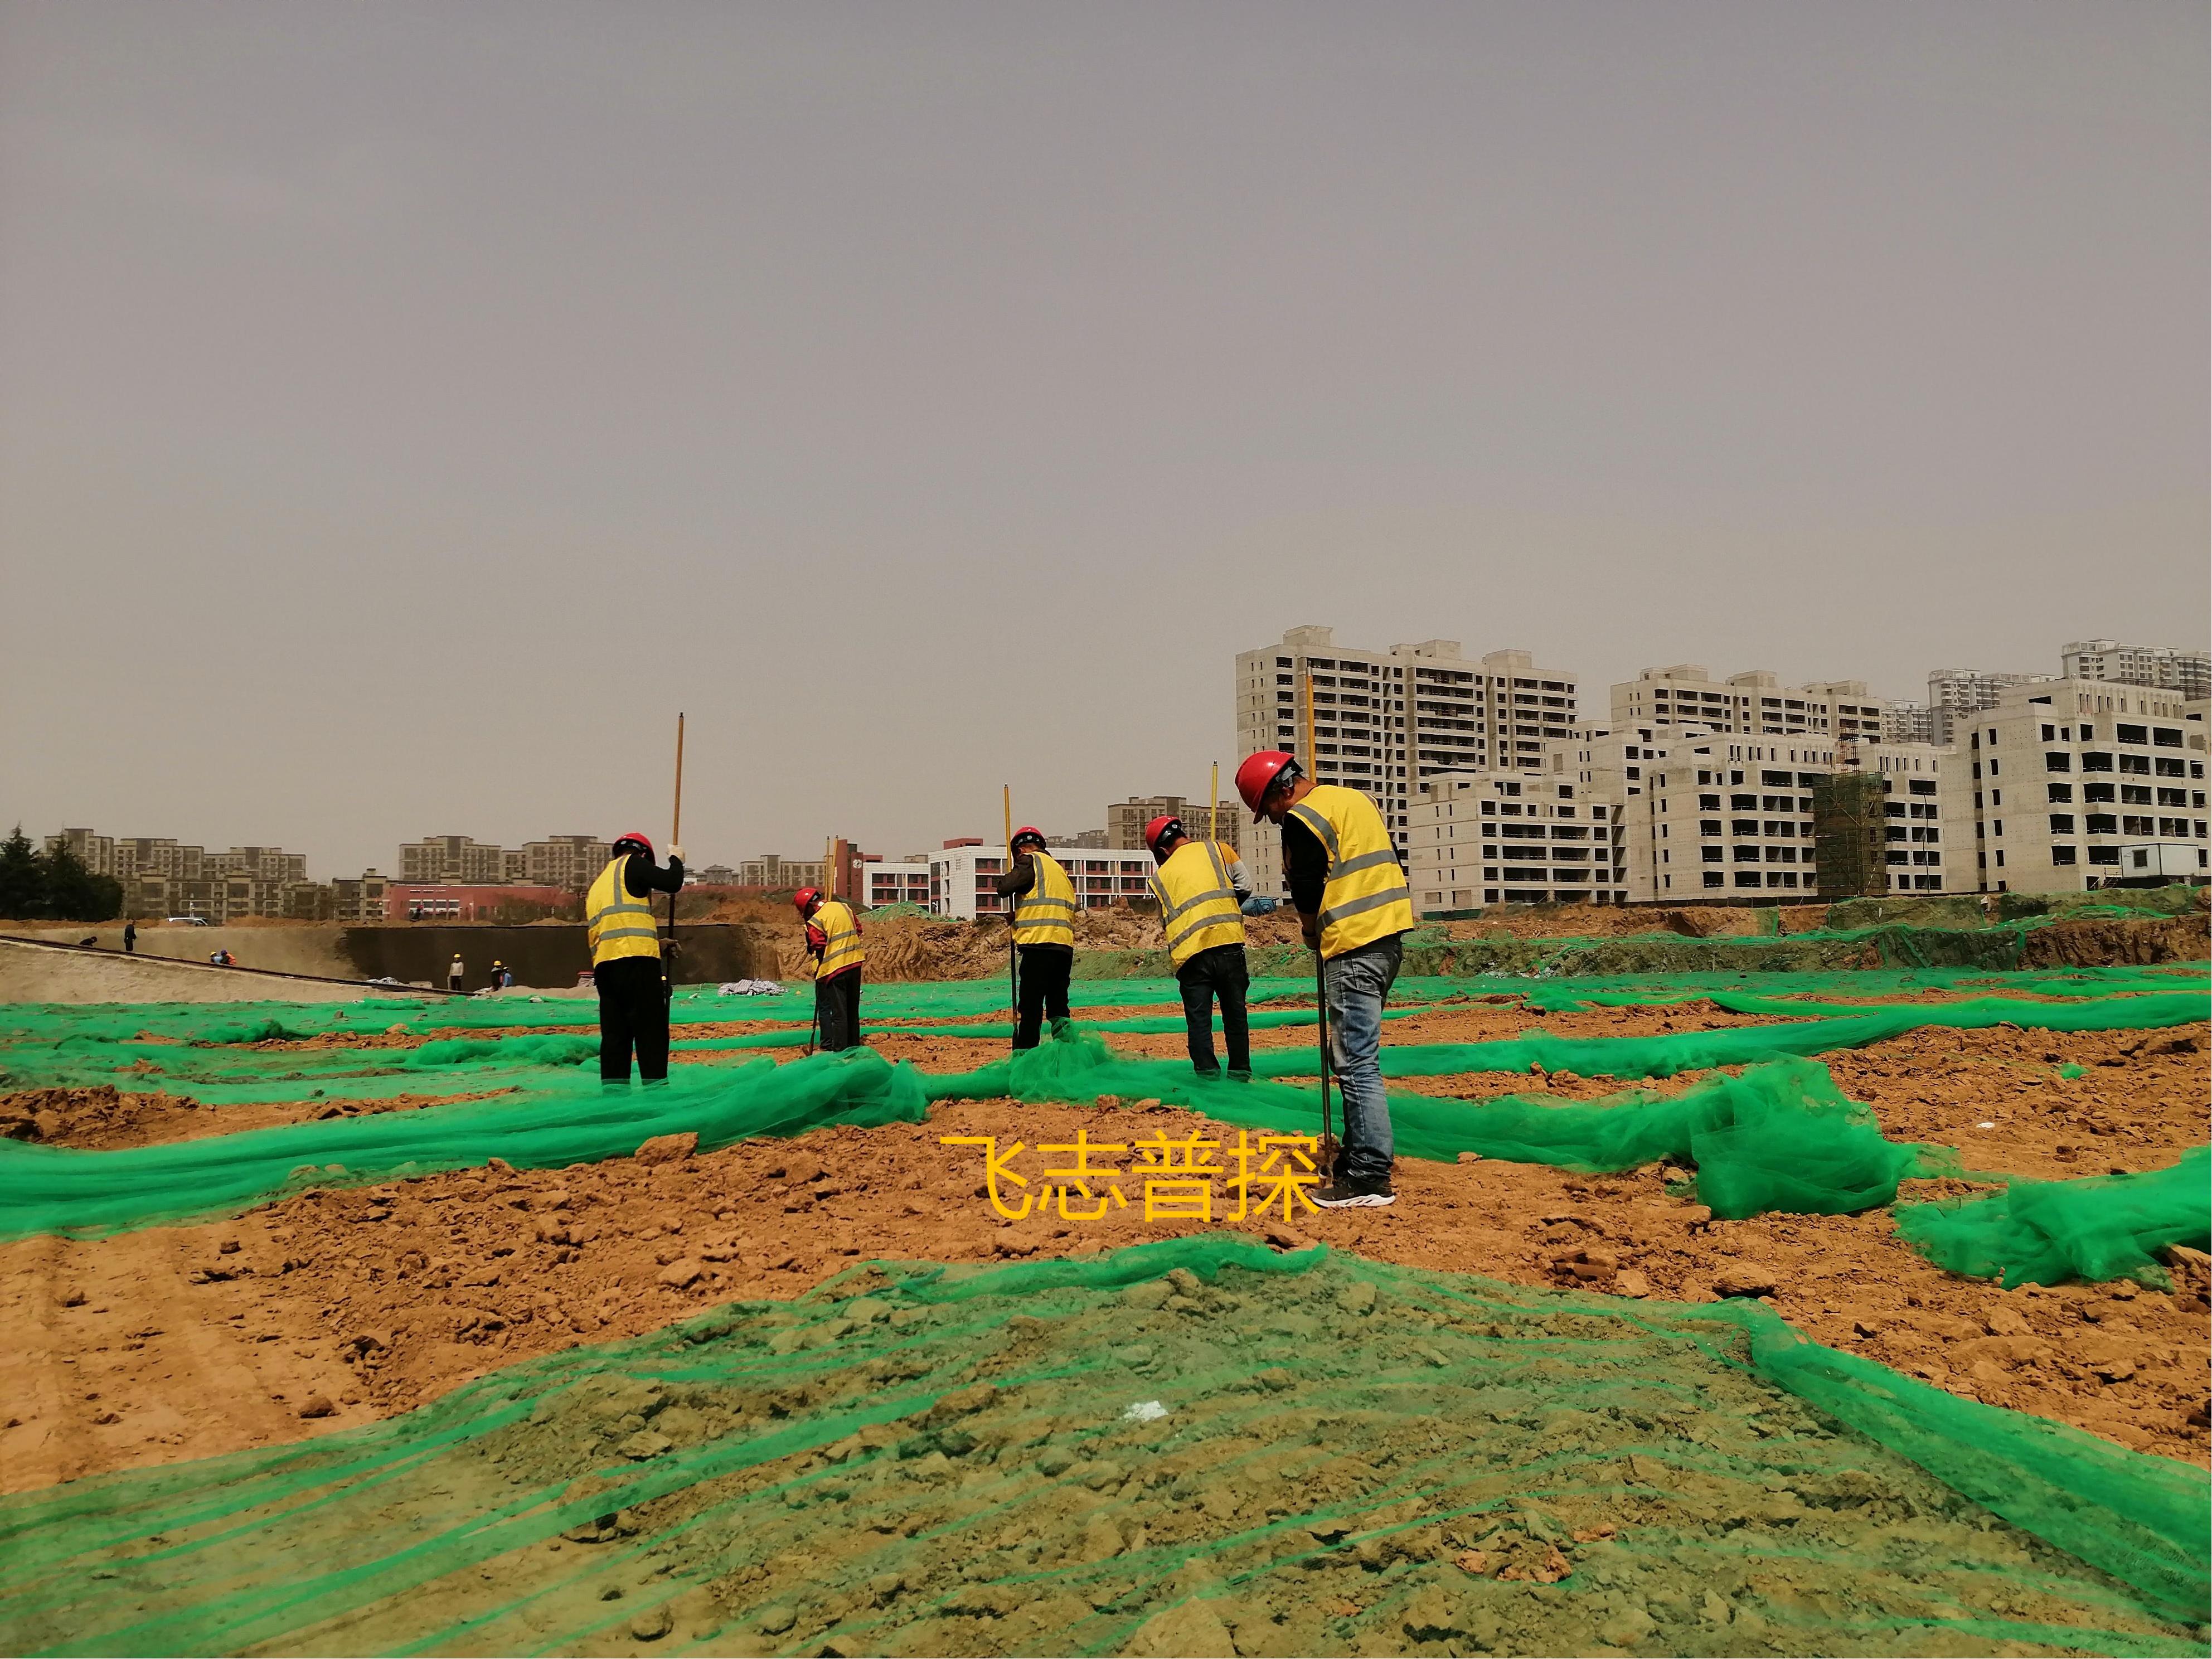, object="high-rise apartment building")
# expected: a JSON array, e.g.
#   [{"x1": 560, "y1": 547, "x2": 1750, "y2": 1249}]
[
  {"x1": 1409, "y1": 723, "x2": 1965, "y2": 912},
  {"x1": 1925, "y1": 668, "x2": 2049, "y2": 745},
  {"x1": 2060, "y1": 641, "x2": 2211, "y2": 701},
  {"x1": 398, "y1": 836, "x2": 510, "y2": 885},
  {"x1": 205, "y1": 847, "x2": 309, "y2": 883},
  {"x1": 1234, "y1": 627, "x2": 1578, "y2": 896},
  {"x1": 1105, "y1": 797, "x2": 1240, "y2": 854},
  {"x1": 1408, "y1": 760, "x2": 1625, "y2": 911},
  {"x1": 1884, "y1": 702, "x2": 1938, "y2": 745},
  {"x1": 41, "y1": 828, "x2": 115, "y2": 875},
  {"x1": 735, "y1": 853, "x2": 824, "y2": 889},
  {"x1": 523, "y1": 836, "x2": 613, "y2": 889},
  {"x1": 1963, "y1": 679, "x2": 2207, "y2": 893},
  {"x1": 1609, "y1": 667, "x2": 1885, "y2": 741}
]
